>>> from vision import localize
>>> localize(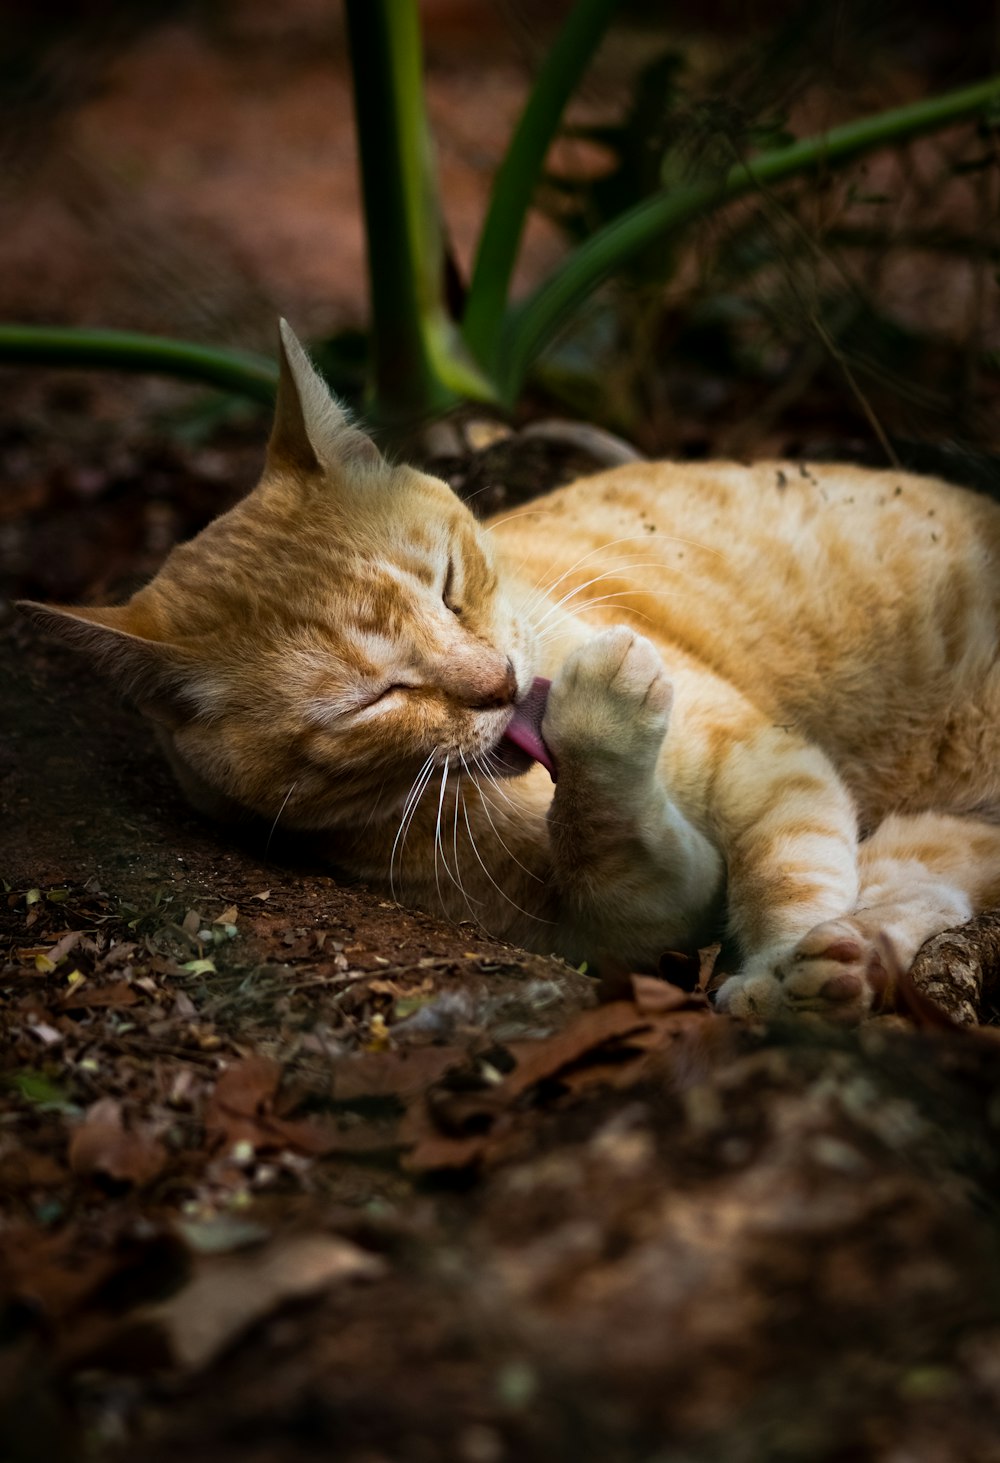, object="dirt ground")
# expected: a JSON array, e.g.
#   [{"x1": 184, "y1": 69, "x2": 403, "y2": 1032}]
[
  {"x1": 9, "y1": 595, "x2": 1000, "y2": 1463},
  {"x1": 8, "y1": 595, "x2": 1000, "y2": 1463},
  {"x1": 5, "y1": 4, "x2": 1000, "y2": 1460}
]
